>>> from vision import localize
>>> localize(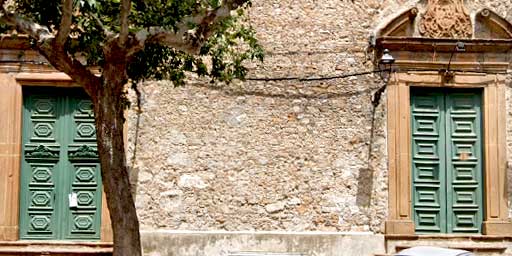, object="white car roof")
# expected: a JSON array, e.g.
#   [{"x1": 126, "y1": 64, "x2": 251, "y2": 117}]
[{"x1": 395, "y1": 246, "x2": 474, "y2": 256}]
